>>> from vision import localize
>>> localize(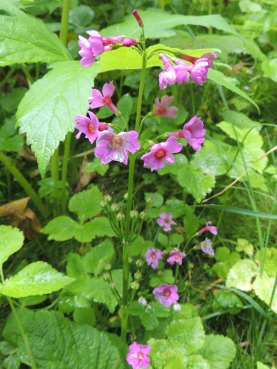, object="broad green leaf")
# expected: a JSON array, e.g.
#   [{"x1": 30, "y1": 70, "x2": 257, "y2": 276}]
[
  {"x1": 150, "y1": 270, "x2": 175, "y2": 287},
  {"x1": 101, "y1": 9, "x2": 236, "y2": 39},
  {"x1": 83, "y1": 158, "x2": 109, "y2": 176},
  {"x1": 183, "y1": 355, "x2": 210, "y2": 369},
  {"x1": 255, "y1": 249, "x2": 277, "y2": 277},
  {"x1": 148, "y1": 339, "x2": 185, "y2": 369},
  {"x1": 236, "y1": 238, "x2": 254, "y2": 256},
  {"x1": 176, "y1": 163, "x2": 216, "y2": 203},
  {"x1": 208, "y1": 69, "x2": 259, "y2": 111},
  {"x1": 69, "y1": 186, "x2": 102, "y2": 223},
  {"x1": 217, "y1": 121, "x2": 263, "y2": 147},
  {"x1": 89, "y1": 275, "x2": 119, "y2": 313},
  {"x1": 226, "y1": 260, "x2": 258, "y2": 291},
  {"x1": 0, "y1": 262, "x2": 74, "y2": 297},
  {"x1": 257, "y1": 362, "x2": 272, "y2": 369},
  {"x1": 213, "y1": 249, "x2": 241, "y2": 279},
  {"x1": 145, "y1": 192, "x2": 164, "y2": 208},
  {"x1": 3, "y1": 309, "x2": 124, "y2": 369},
  {"x1": 73, "y1": 307, "x2": 96, "y2": 326},
  {"x1": 17, "y1": 61, "x2": 98, "y2": 176},
  {"x1": 0, "y1": 226, "x2": 24, "y2": 267},
  {"x1": 83, "y1": 240, "x2": 115, "y2": 276},
  {"x1": 42, "y1": 216, "x2": 78, "y2": 241},
  {"x1": 0, "y1": 117, "x2": 23, "y2": 152},
  {"x1": 212, "y1": 290, "x2": 243, "y2": 314},
  {"x1": 253, "y1": 273, "x2": 277, "y2": 313},
  {"x1": 128, "y1": 235, "x2": 148, "y2": 256},
  {"x1": 200, "y1": 334, "x2": 236, "y2": 369},
  {"x1": 167, "y1": 317, "x2": 205, "y2": 354},
  {"x1": 262, "y1": 58, "x2": 277, "y2": 82},
  {"x1": 0, "y1": 1, "x2": 70, "y2": 65}
]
